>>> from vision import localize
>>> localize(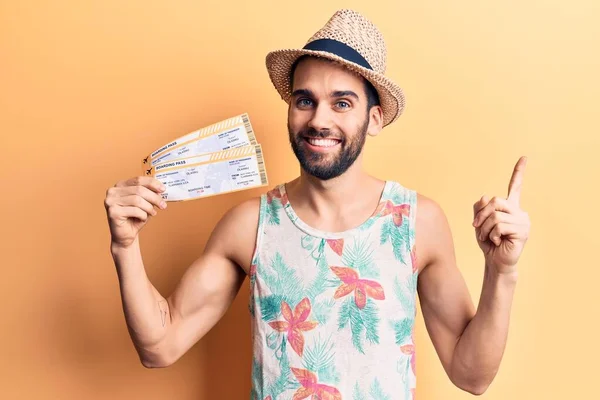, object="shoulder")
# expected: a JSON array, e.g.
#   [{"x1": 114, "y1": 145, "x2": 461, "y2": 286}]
[
  {"x1": 384, "y1": 182, "x2": 442, "y2": 221},
  {"x1": 416, "y1": 192, "x2": 447, "y2": 226},
  {"x1": 415, "y1": 192, "x2": 454, "y2": 273},
  {"x1": 206, "y1": 196, "x2": 262, "y2": 273},
  {"x1": 222, "y1": 196, "x2": 262, "y2": 224}
]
